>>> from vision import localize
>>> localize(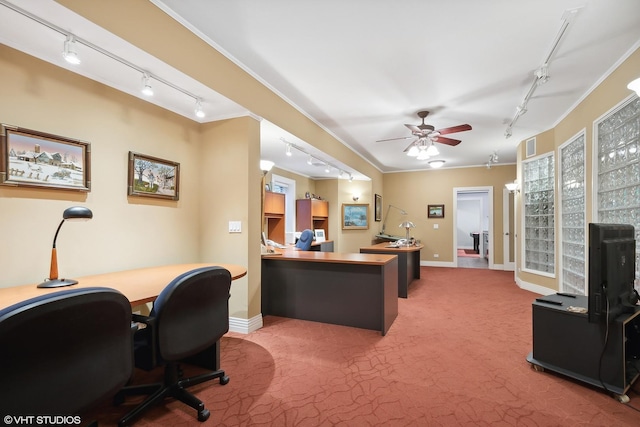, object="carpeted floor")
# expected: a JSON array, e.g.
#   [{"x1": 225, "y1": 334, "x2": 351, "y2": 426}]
[
  {"x1": 458, "y1": 248, "x2": 480, "y2": 257},
  {"x1": 88, "y1": 267, "x2": 640, "y2": 426}
]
